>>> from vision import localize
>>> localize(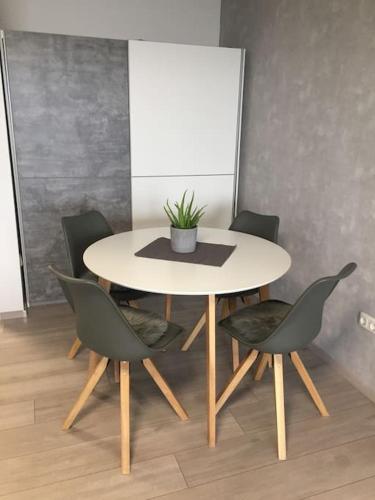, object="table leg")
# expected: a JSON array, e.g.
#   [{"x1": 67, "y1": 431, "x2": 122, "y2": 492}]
[
  {"x1": 164, "y1": 294, "x2": 172, "y2": 321},
  {"x1": 206, "y1": 294, "x2": 216, "y2": 447}
]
